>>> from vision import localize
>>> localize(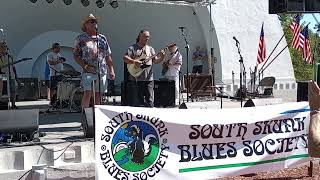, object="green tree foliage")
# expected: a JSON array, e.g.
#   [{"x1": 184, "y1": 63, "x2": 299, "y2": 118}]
[{"x1": 279, "y1": 14, "x2": 319, "y2": 81}]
